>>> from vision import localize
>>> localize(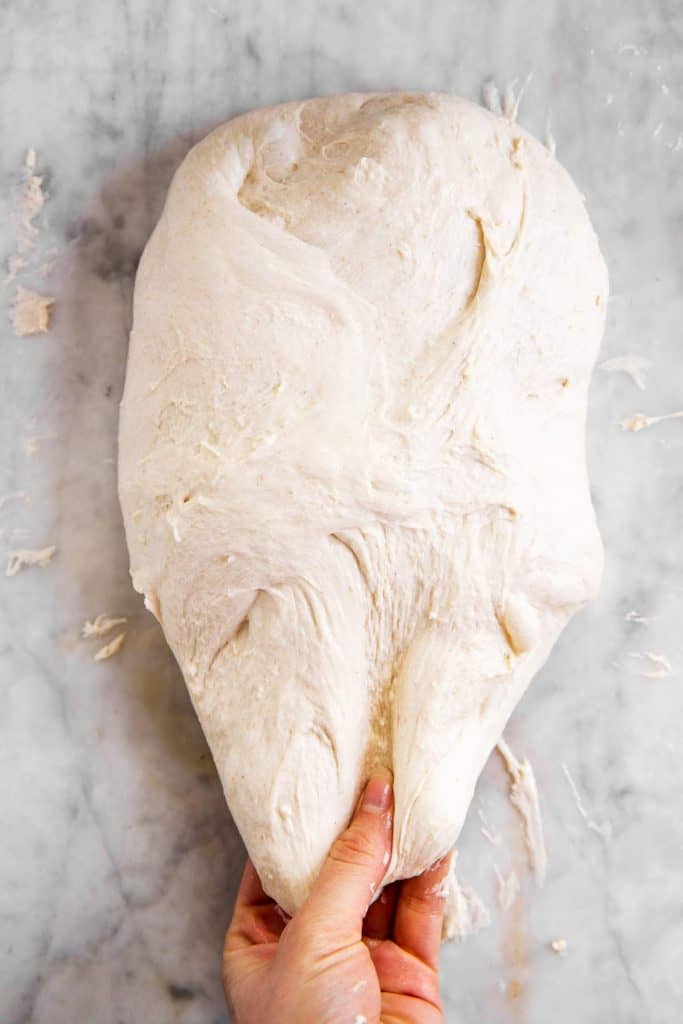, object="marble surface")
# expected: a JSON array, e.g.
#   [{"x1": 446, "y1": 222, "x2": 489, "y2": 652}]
[{"x1": 1, "y1": 1, "x2": 682, "y2": 1021}]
